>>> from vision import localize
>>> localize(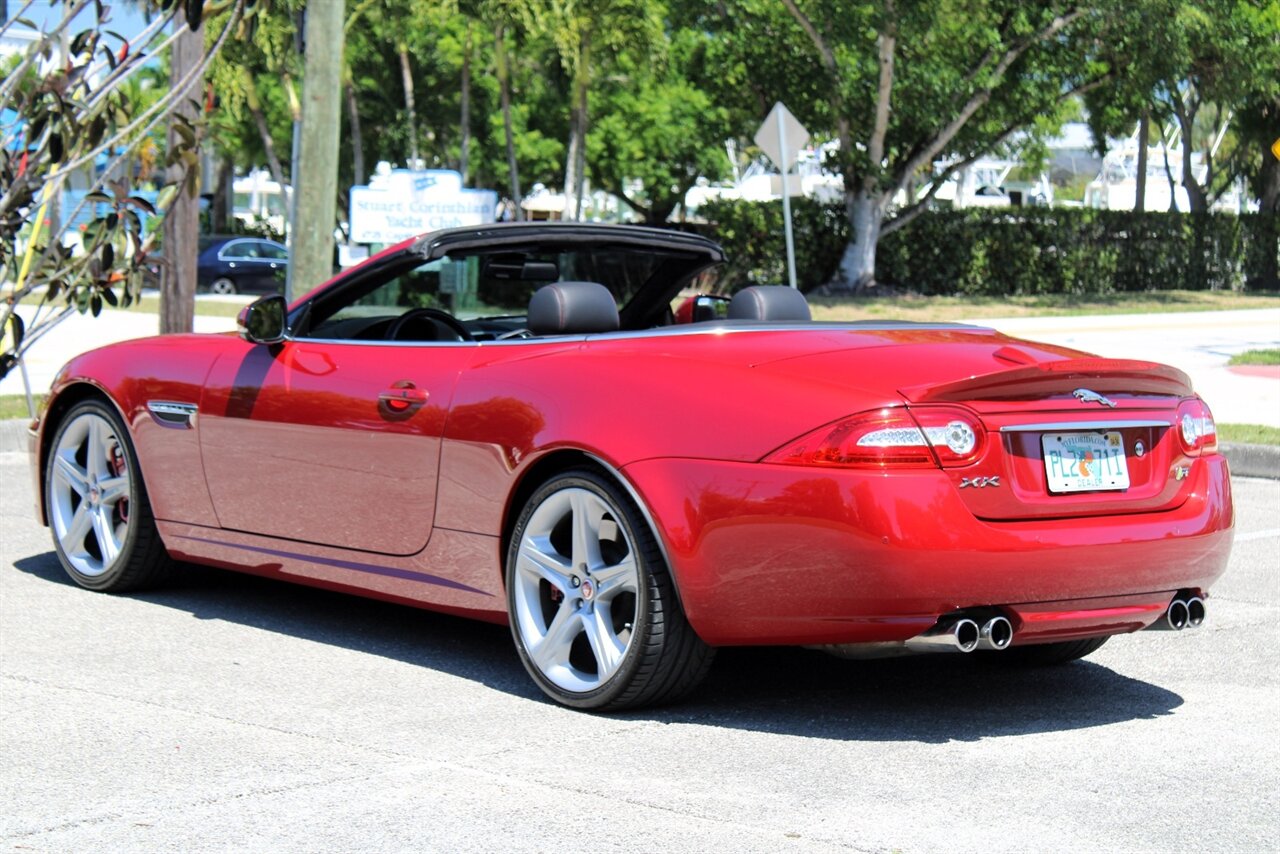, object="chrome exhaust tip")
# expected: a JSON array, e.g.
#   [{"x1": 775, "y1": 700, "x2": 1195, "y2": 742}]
[
  {"x1": 977, "y1": 616, "x2": 1014, "y2": 651},
  {"x1": 1185, "y1": 596, "x2": 1206, "y2": 628},
  {"x1": 1146, "y1": 598, "x2": 1190, "y2": 631},
  {"x1": 904, "y1": 618, "x2": 981, "y2": 654}
]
